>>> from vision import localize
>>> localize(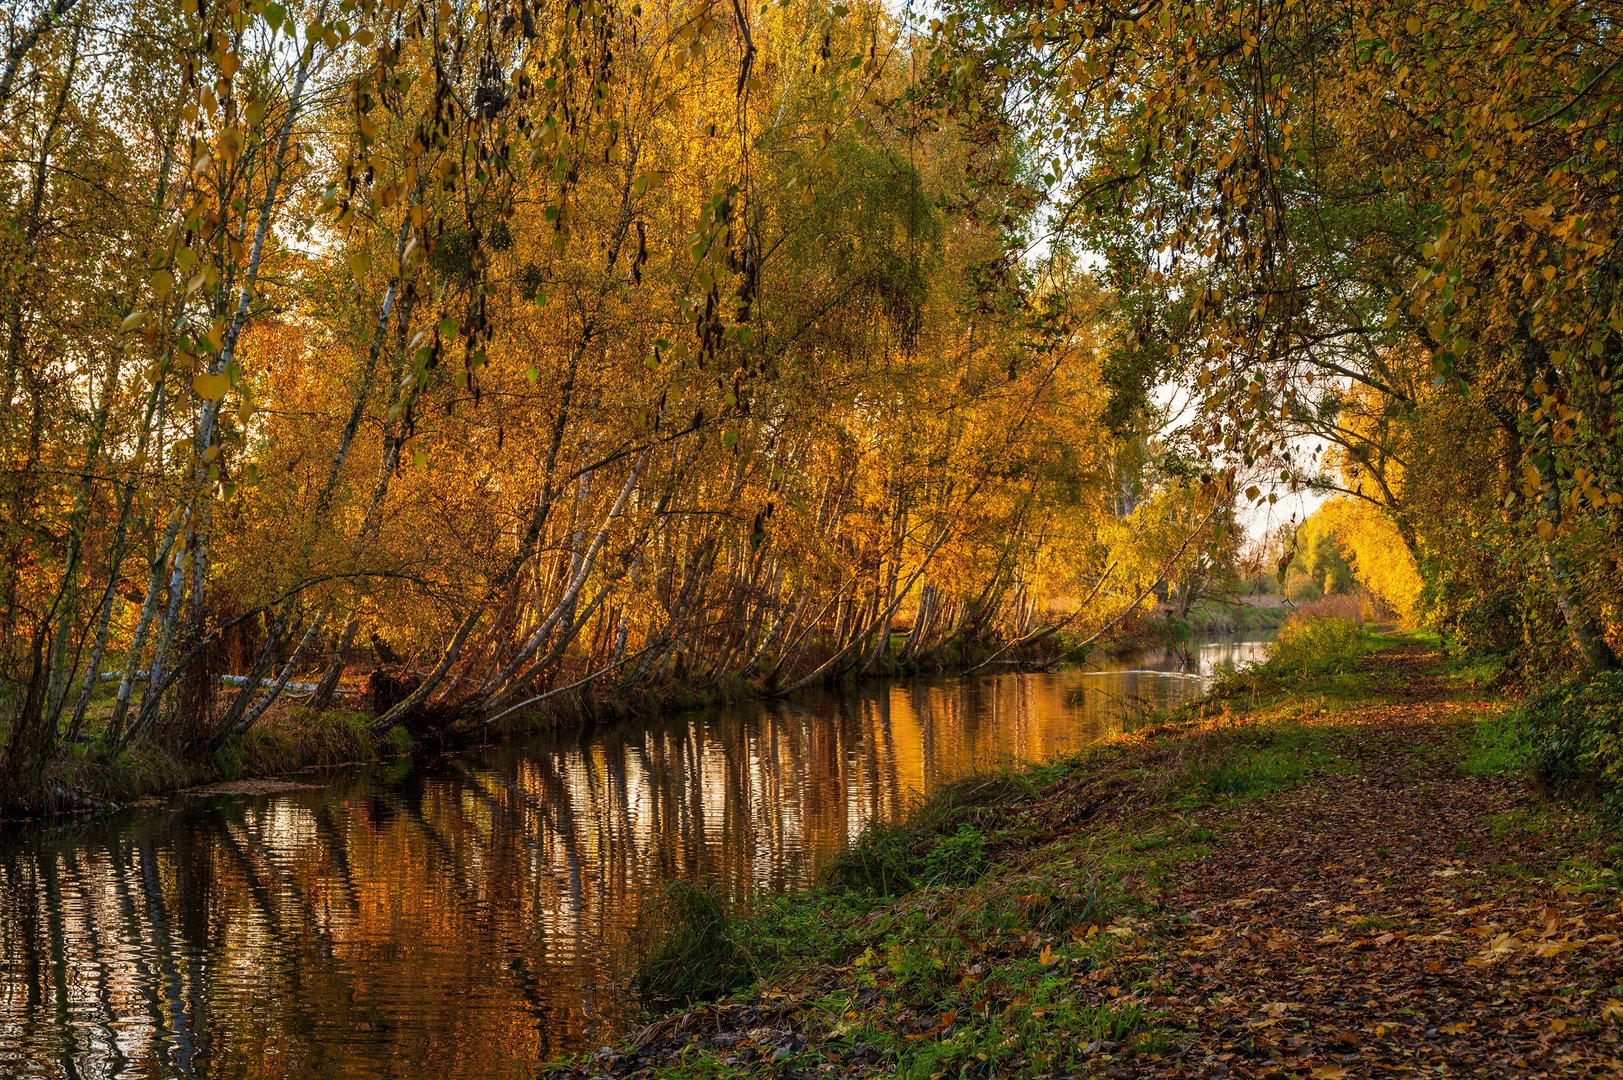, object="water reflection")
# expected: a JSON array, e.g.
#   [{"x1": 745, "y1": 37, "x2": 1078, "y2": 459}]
[{"x1": 0, "y1": 637, "x2": 1267, "y2": 1078}]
